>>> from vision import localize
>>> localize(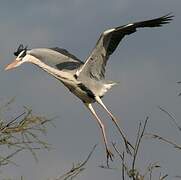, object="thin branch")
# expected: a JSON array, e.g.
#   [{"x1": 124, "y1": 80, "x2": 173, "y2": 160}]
[
  {"x1": 52, "y1": 144, "x2": 97, "y2": 180},
  {"x1": 0, "y1": 112, "x2": 26, "y2": 131},
  {"x1": 132, "y1": 117, "x2": 149, "y2": 179},
  {"x1": 147, "y1": 133, "x2": 181, "y2": 150},
  {"x1": 142, "y1": 162, "x2": 161, "y2": 180},
  {"x1": 0, "y1": 148, "x2": 24, "y2": 166},
  {"x1": 132, "y1": 122, "x2": 142, "y2": 172},
  {"x1": 158, "y1": 106, "x2": 181, "y2": 132},
  {"x1": 0, "y1": 102, "x2": 52, "y2": 169},
  {"x1": 122, "y1": 152, "x2": 125, "y2": 180},
  {"x1": 159, "y1": 174, "x2": 168, "y2": 180},
  {"x1": 112, "y1": 142, "x2": 129, "y2": 174}
]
